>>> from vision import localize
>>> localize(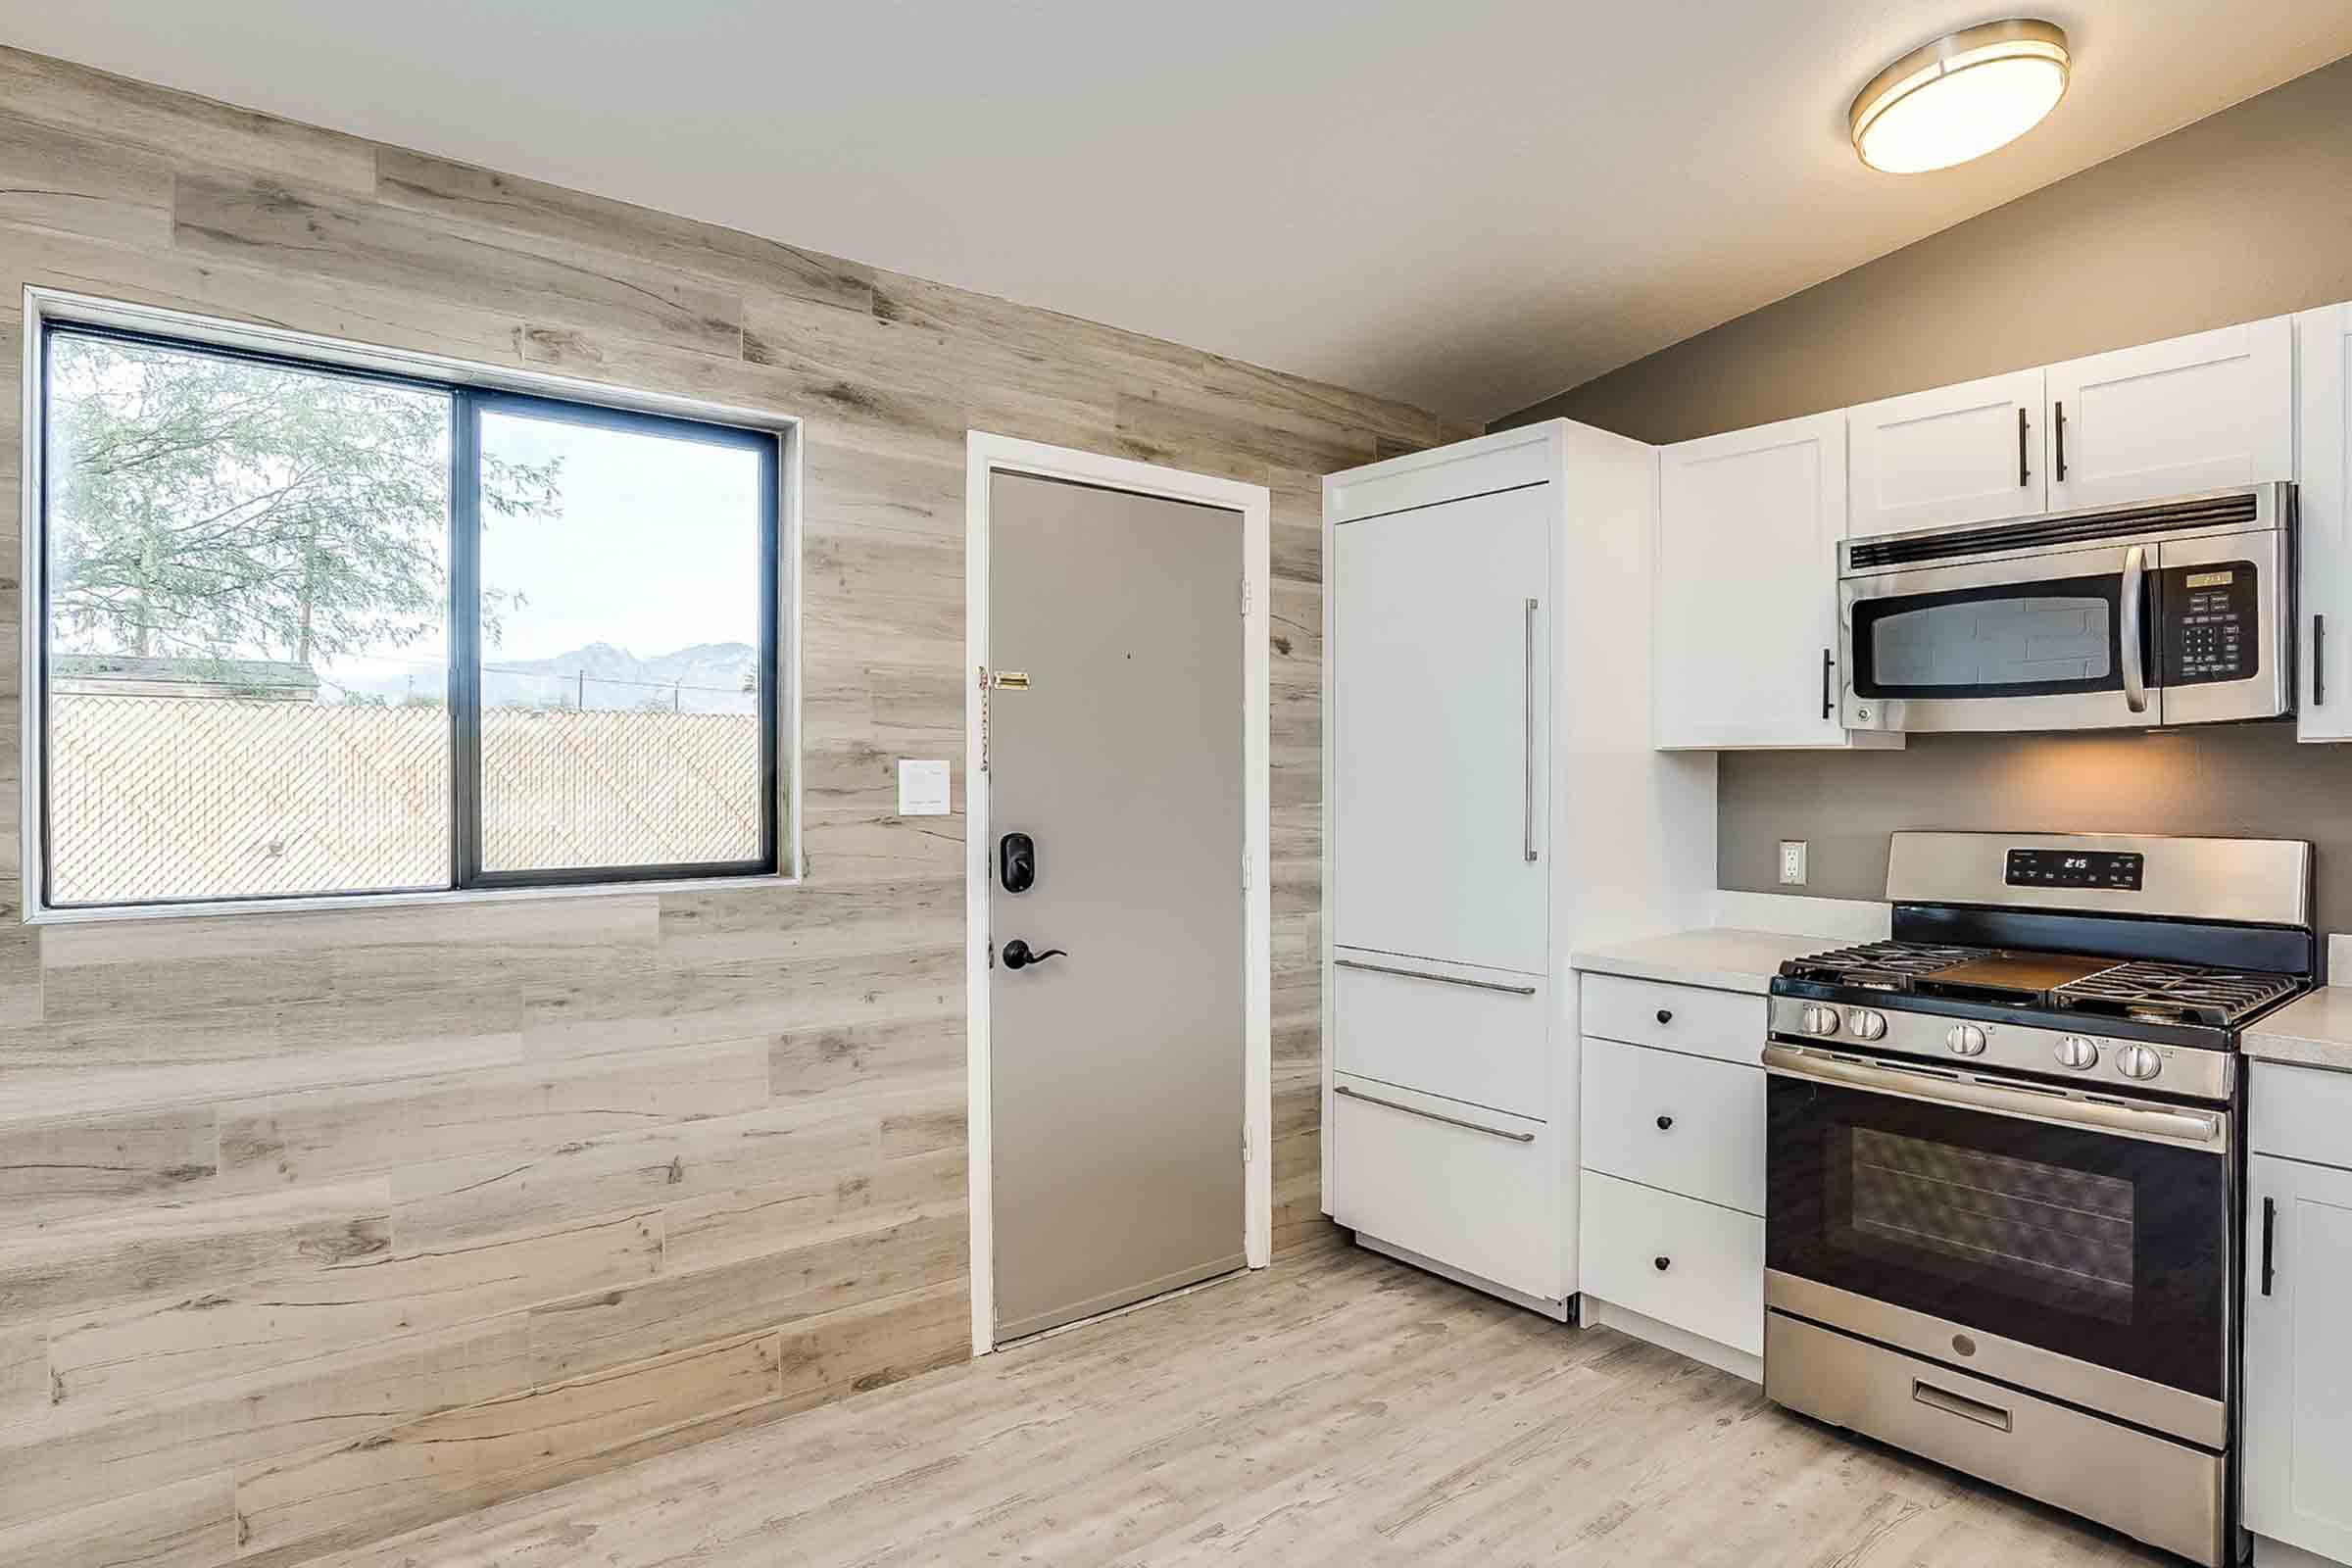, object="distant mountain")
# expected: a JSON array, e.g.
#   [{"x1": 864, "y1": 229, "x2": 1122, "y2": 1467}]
[{"x1": 328, "y1": 641, "x2": 759, "y2": 713}]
